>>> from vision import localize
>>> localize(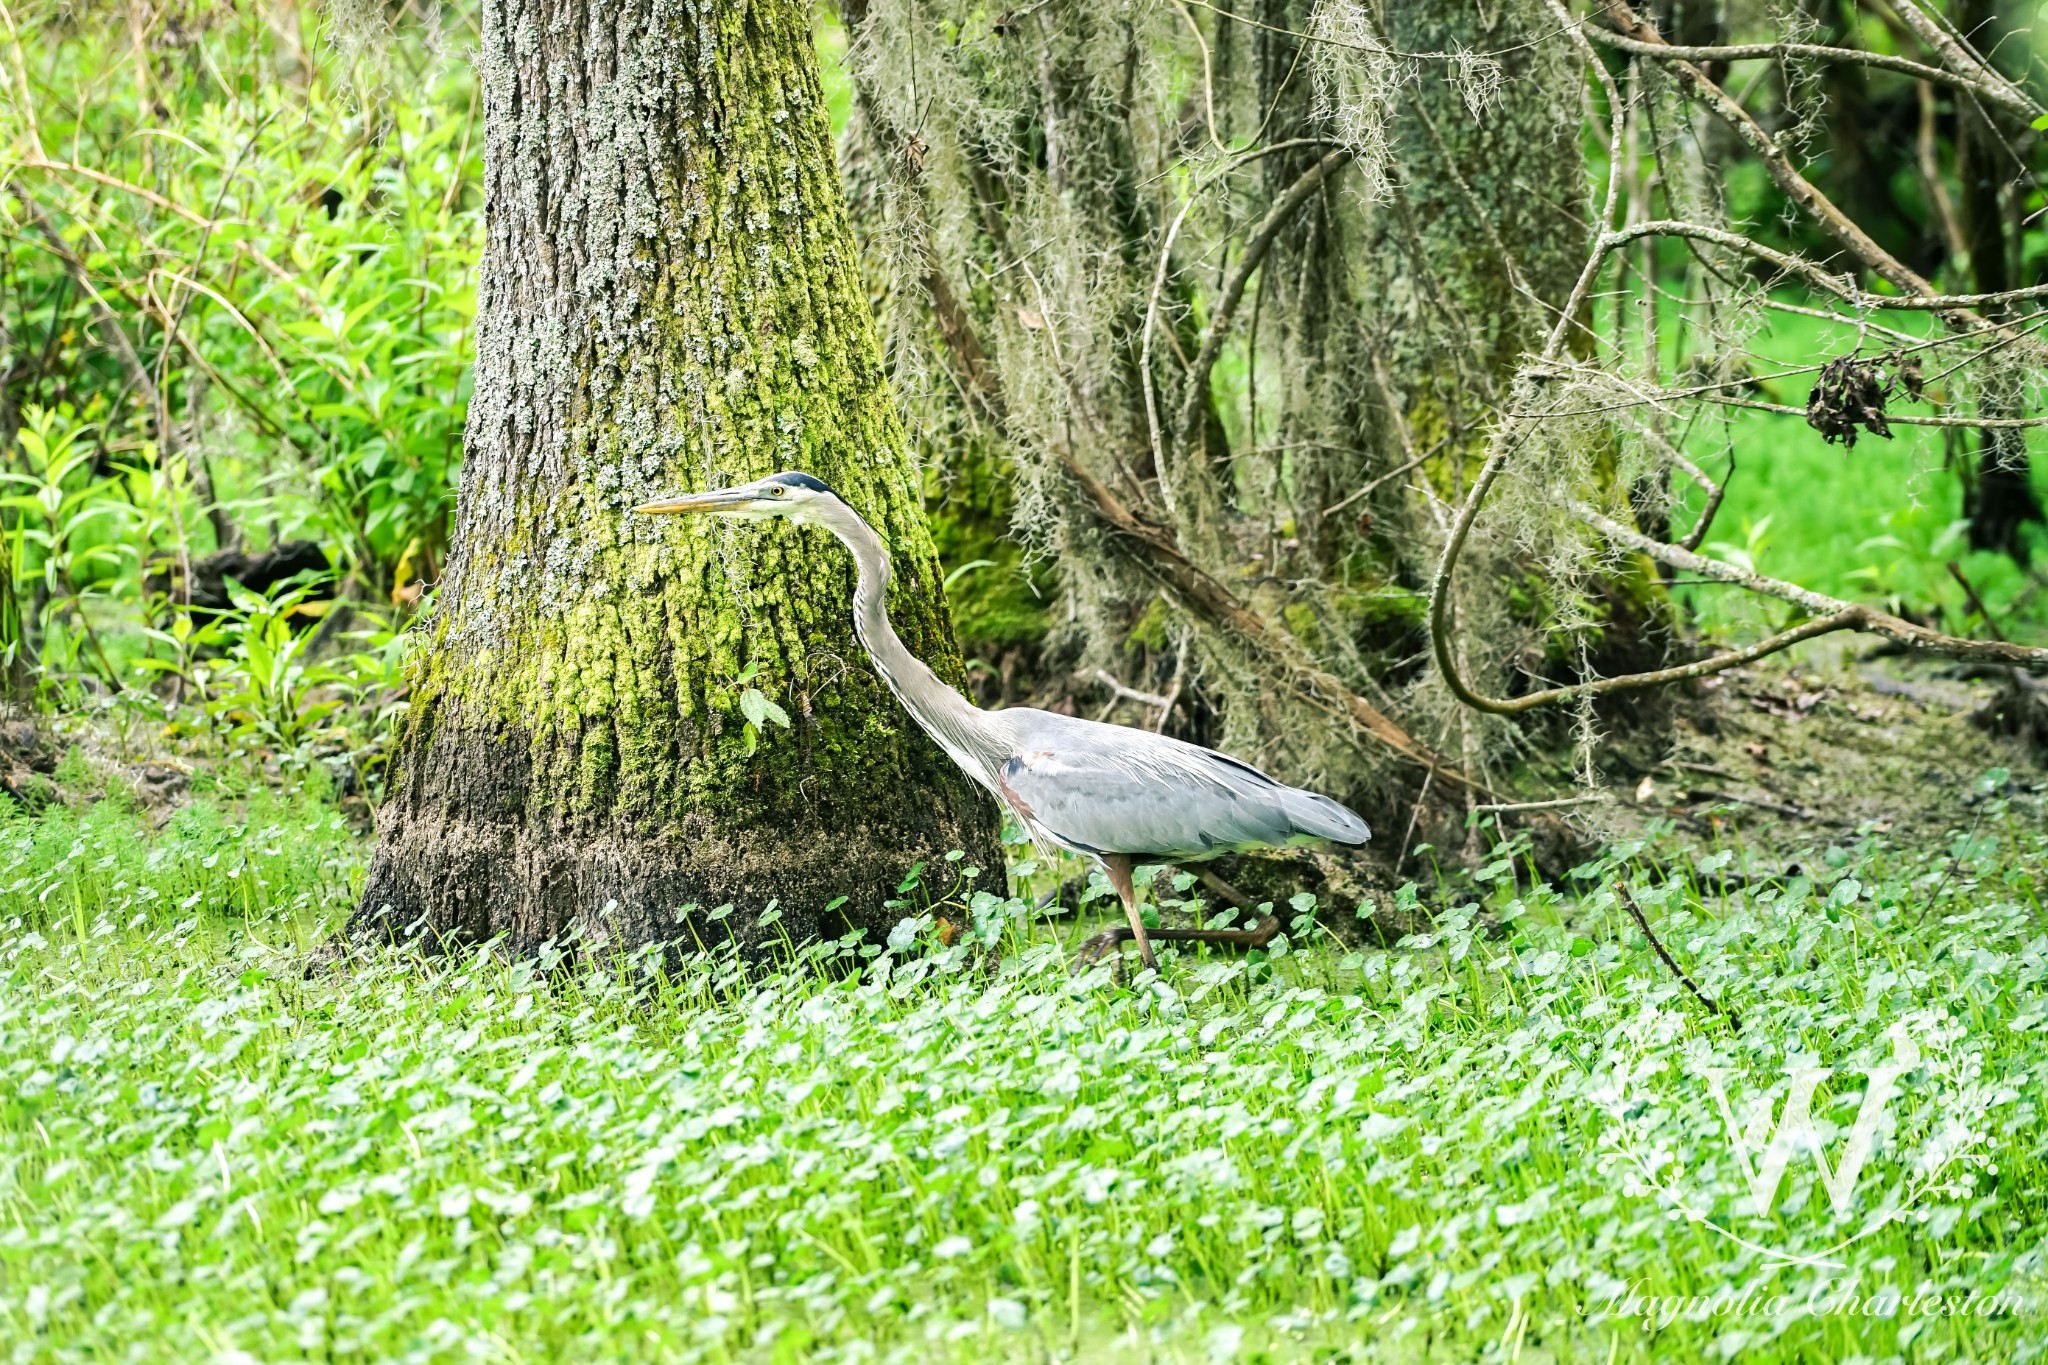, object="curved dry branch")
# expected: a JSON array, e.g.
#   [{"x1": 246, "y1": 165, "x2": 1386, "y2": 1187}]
[
  {"x1": 1538, "y1": 0, "x2": 1632, "y2": 359},
  {"x1": 1423, "y1": 6, "x2": 2048, "y2": 721},
  {"x1": 1455, "y1": 611, "x2": 1866, "y2": 715}
]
